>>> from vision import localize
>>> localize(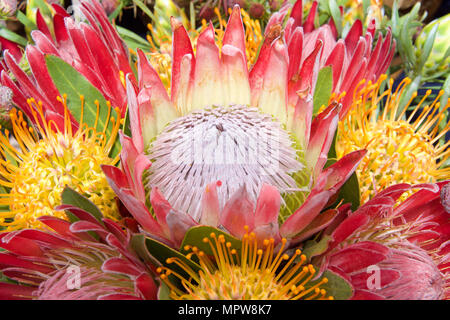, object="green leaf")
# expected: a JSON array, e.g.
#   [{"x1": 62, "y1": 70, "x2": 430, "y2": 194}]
[
  {"x1": 33, "y1": 0, "x2": 52, "y2": 17},
  {"x1": 157, "y1": 281, "x2": 172, "y2": 300},
  {"x1": 306, "y1": 268, "x2": 353, "y2": 300},
  {"x1": 116, "y1": 25, "x2": 151, "y2": 52},
  {"x1": 131, "y1": 234, "x2": 201, "y2": 277},
  {"x1": 301, "y1": 235, "x2": 333, "y2": 260},
  {"x1": 0, "y1": 28, "x2": 28, "y2": 46},
  {"x1": 44, "y1": 55, "x2": 121, "y2": 158},
  {"x1": 16, "y1": 11, "x2": 38, "y2": 31},
  {"x1": 417, "y1": 23, "x2": 439, "y2": 73},
  {"x1": 440, "y1": 74, "x2": 450, "y2": 110},
  {"x1": 180, "y1": 226, "x2": 242, "y2": 256},
  {"x1": 108, "y1": 1, "x2": 124, "y2": 21},
  {"x1": 325, "y1": 133, "x2": 361, "y2": 211},
  {"x1": 398, "y1": 76, "x2": 421, "y2": 111},
  {"x1": 61, "y1": 187, "x2": 104, "y2": 223},
  {"x1": 328, "y1": 0, "x2": 342, "y2": 36},
  {"x1": 313, "y1": 66, "x2": 333, "y2": 115},
  {"x1": 337, "y1": 171, "x2": 360, "y2": 211}
]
